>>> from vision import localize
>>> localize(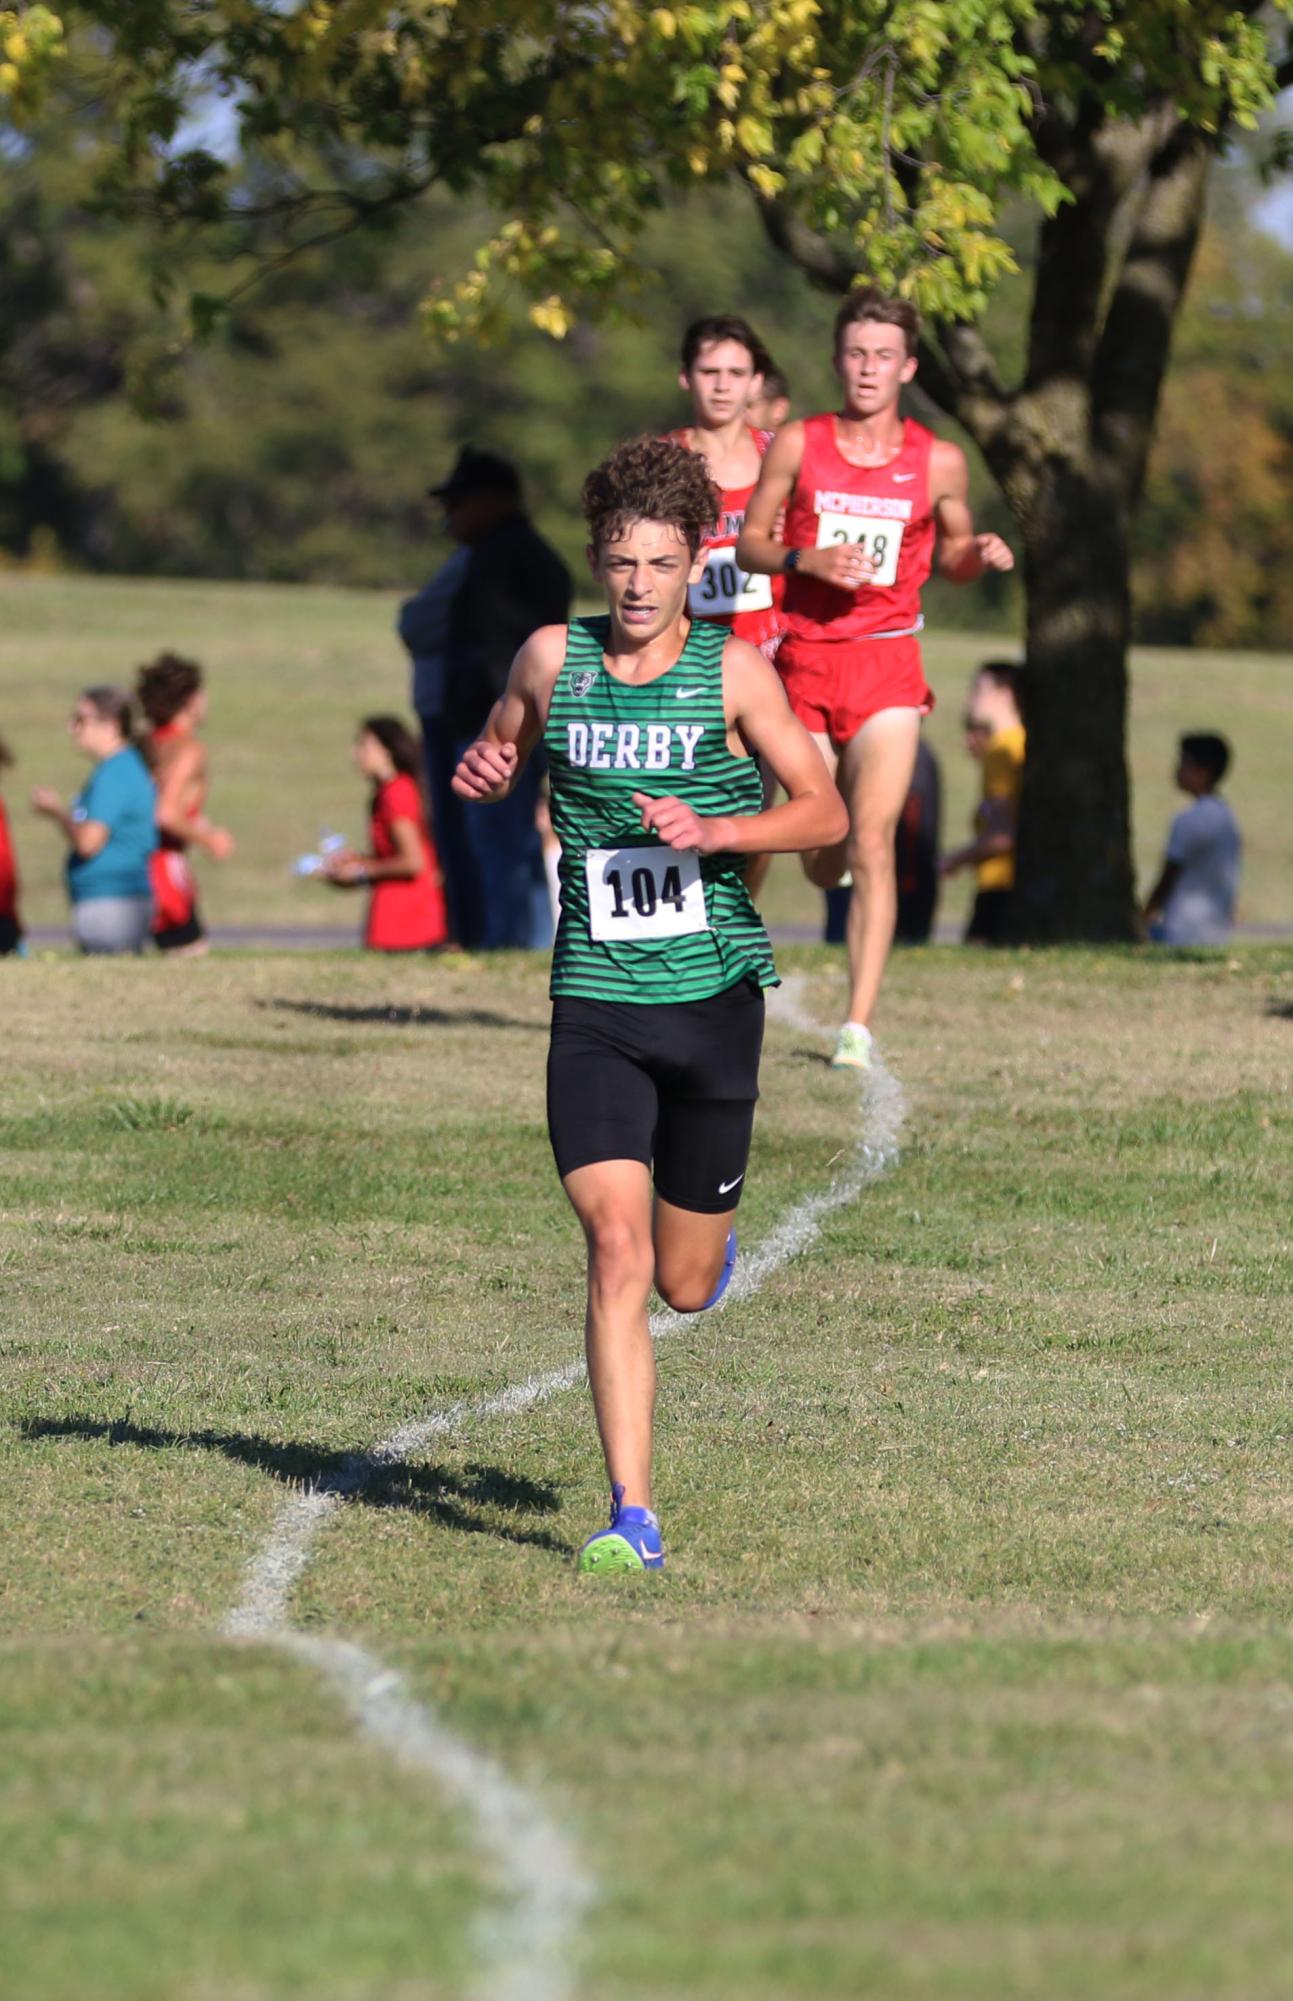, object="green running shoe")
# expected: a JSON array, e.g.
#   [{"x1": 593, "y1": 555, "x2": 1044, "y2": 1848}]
[{"x1": 830, "y1": 1022, "x2": 874, "y2": 1071}]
